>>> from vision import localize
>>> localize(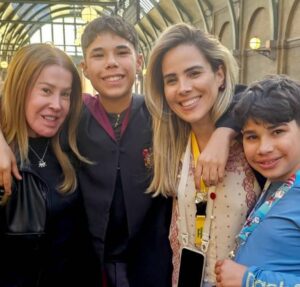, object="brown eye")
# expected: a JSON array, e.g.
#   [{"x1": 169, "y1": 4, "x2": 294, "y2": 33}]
[{"x1": 42, "y1": 88, "x2": 51, "y2": 94}]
